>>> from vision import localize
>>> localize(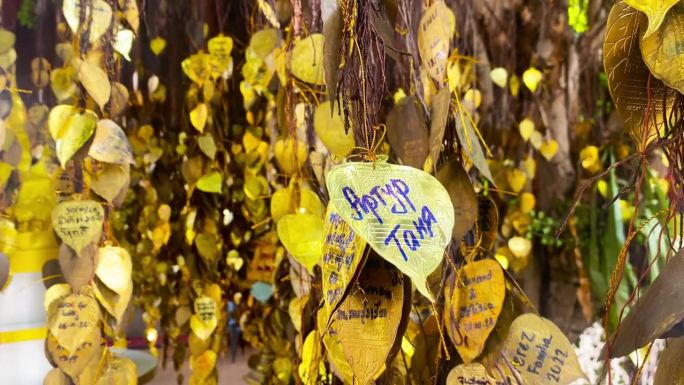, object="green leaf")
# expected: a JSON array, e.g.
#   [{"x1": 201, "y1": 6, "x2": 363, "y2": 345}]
[
  {"x1": 196, "y1": 171, "x2": 222, "y2": 193},
  {"x1": 604, "y1": 164, "x2": 630, "y2": 332}
]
